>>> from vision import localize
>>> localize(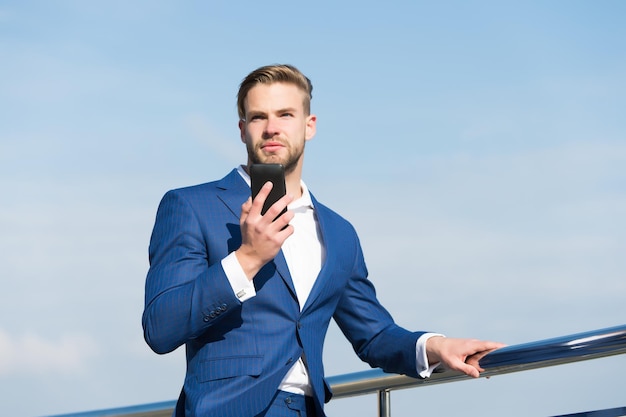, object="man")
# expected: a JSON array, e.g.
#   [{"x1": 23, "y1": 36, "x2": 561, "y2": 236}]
[{"x1": 142, "y1": 64, "x2": 503, "y2": 417}]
